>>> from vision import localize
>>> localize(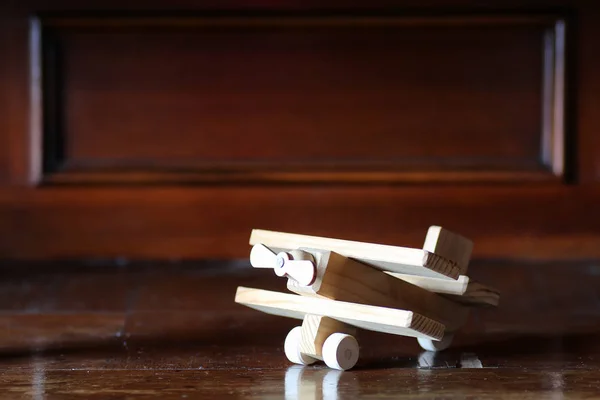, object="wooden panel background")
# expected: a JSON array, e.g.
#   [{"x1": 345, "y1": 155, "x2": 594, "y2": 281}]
[
  {"x1": 0, "y1": 0, "x2": 599, "y2": 262},
  {"x1": 36, "y1": 15, "x2": 563, "y2": 184}
]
